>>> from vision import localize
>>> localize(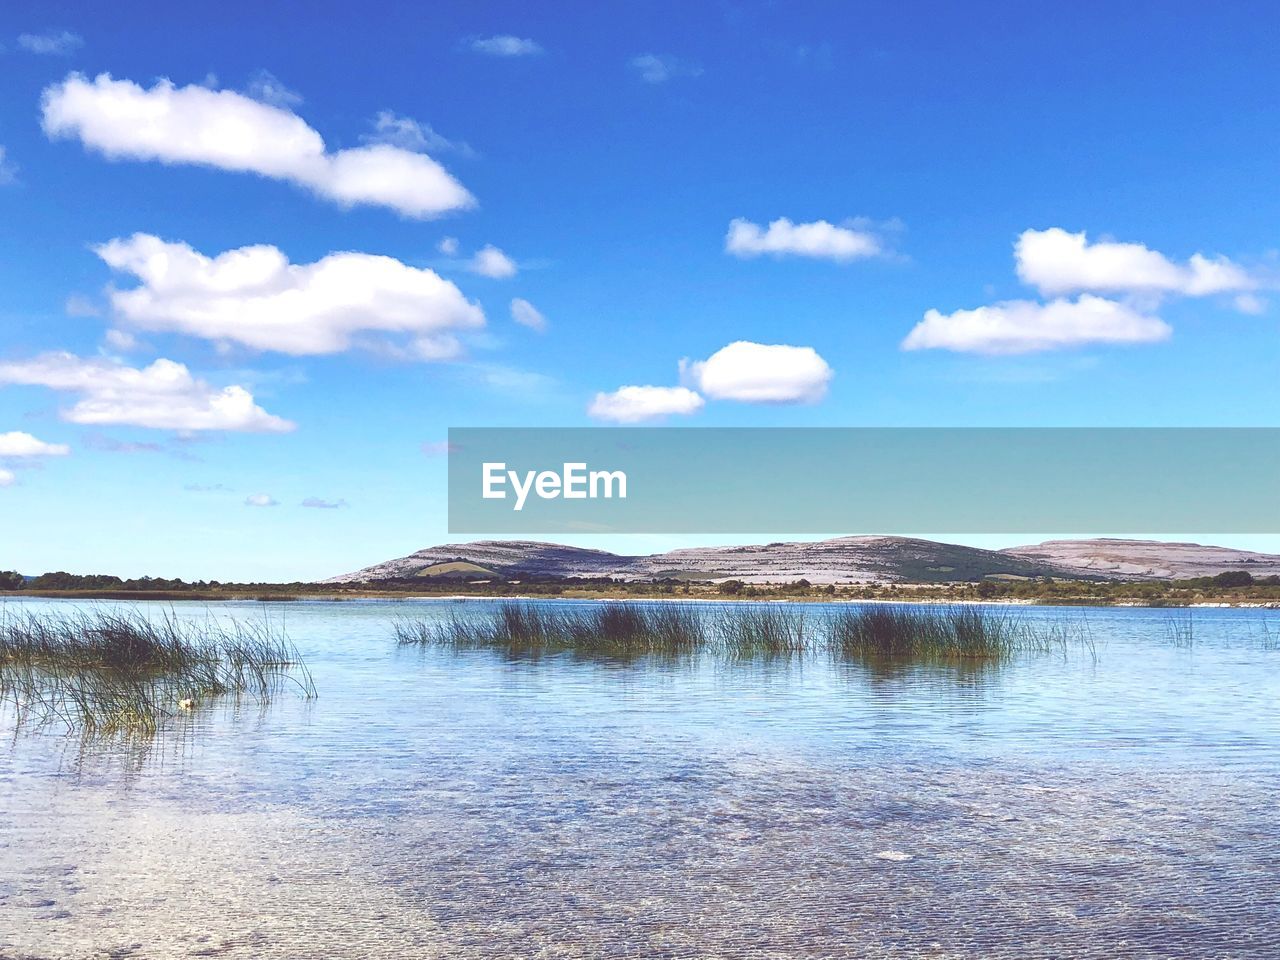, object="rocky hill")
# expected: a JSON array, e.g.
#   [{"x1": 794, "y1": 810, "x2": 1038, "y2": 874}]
[
  {"x1": 328, "y1": 536, "x2": 1082, "y2": 584},
  {"x1": 1000, "y1": 538, "x2": 1280, "y2": 581},
  {"x1": 327, "y1": 535, "x2": 1280, "y2": 585}
]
